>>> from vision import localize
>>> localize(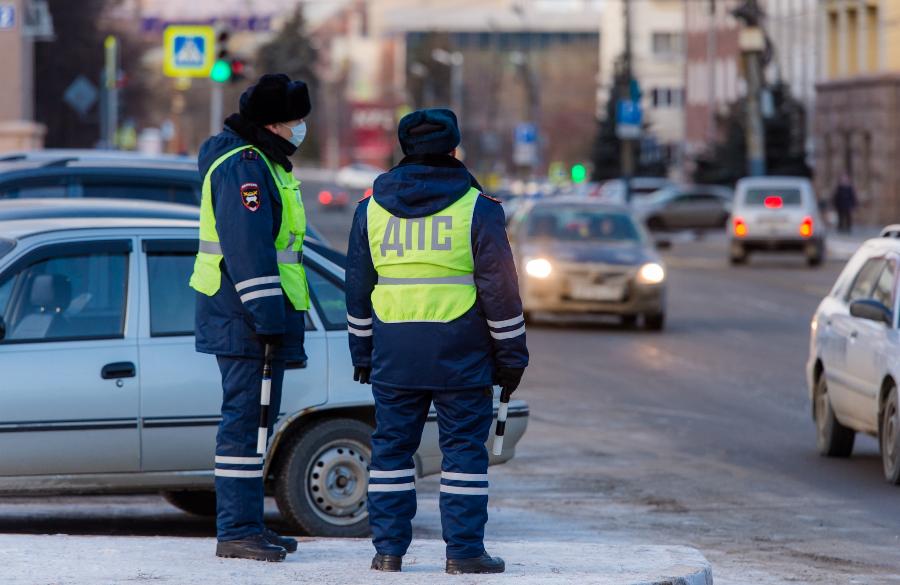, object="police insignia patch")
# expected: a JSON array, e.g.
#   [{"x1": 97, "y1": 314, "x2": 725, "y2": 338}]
[{"x1": 240, "y1": 183, "x2": 261, "y2": 211}]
